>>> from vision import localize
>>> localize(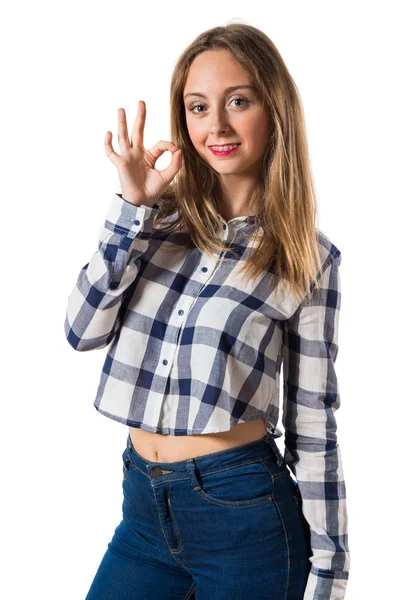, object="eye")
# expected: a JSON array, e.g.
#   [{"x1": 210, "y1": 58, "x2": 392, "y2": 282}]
[{"x1": 189, "y1": 97, "x2": 249, "y2": 114}]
